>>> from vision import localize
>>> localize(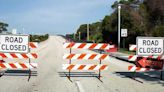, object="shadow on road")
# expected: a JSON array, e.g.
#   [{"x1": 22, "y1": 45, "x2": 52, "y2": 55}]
[
  {"x1": 0, "y1": 70, "x2": 37, "y2": 77},
  {"x1": 59, "y1": 72, "x2": 99, "y2": 77},
  {"x1": 58, "y1": 72, "x2": 103, "y2": 82},
  {"x1": 114, "y1": 71, "x2": 164, "y2": 86}
]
